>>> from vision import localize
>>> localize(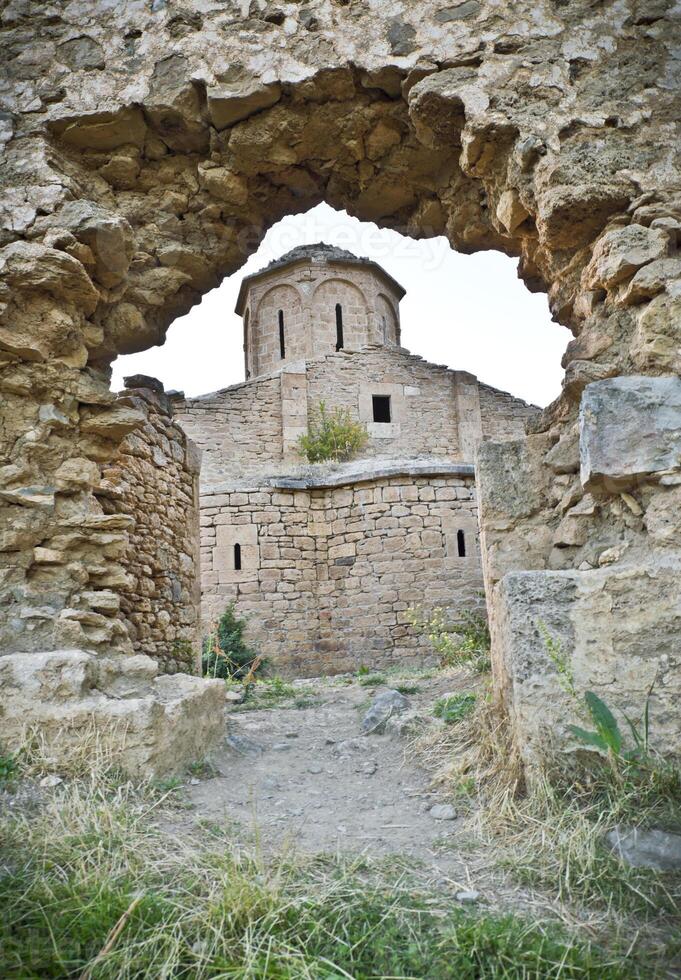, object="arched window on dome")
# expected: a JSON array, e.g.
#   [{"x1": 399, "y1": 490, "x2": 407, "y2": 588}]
[
  {"x1": 278, "y1": 309, "x2": 285, "y2": 359},
  {"x1": 244, "y1": 309, "x2": 251, "y2": 379},
  {"x1": 335, "y1": 303, "x2": 344, "y2": 351}
]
